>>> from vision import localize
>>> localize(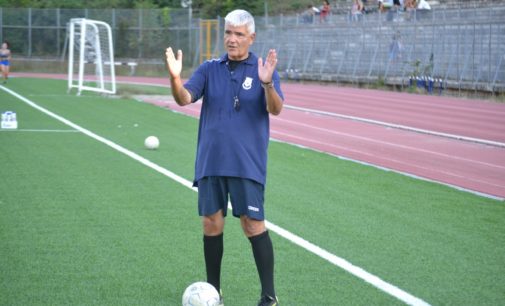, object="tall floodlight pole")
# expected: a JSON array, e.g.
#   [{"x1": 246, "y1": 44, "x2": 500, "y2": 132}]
[
  {"x1": 181, "y1": 0, "x2": 193, "y2": 64},
  {"x1": 264, "y1": 1, "x2": 269, "y2": 25}
]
